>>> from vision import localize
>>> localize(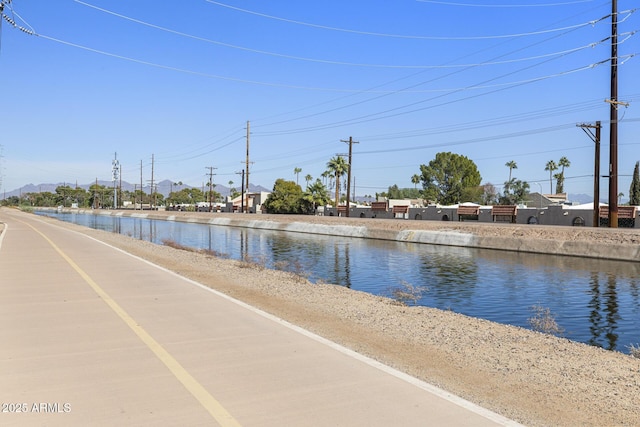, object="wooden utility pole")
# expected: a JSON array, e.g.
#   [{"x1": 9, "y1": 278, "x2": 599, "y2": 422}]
[
  {"x1": 236, "y1": 169, "x2": 245, "y2": 213},
  {"x1": 578, "y1": 121, "x2": 602, "y2": 227},
  {"x1": 112, "y1": 152, "x2": 119, "y2": 209},
  {"x1": 150, "y1": 154, "x2": 155, "y2": 209},
  {"x1": 140, "y1": 160, "x2": 143, "y2": 210},
  {"x1": 341, "y1": 136, "x2": 359, "y2": 217},
  {"x1": 245, "y1": 121, "x2": 250, "y2": 213},
  {"x1": 119, "y1": 165, "x2": 122, "y2": 210},
  {"x1": 607, "y1": 0, "x2": 619, "y2": 227},
  {"x1": 206, "y1": 166, "x2": 217, "y2": 212}
]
